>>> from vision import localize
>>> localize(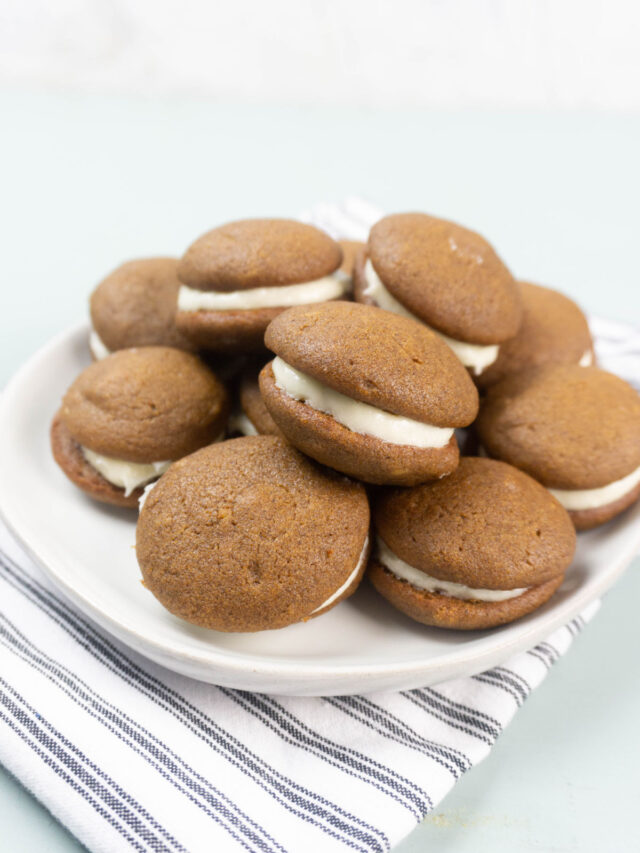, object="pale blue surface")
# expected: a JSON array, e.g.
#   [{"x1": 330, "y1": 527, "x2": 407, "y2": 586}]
[{"x1": 1, "y1": 93, "x2": 639, "y2": 851}]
